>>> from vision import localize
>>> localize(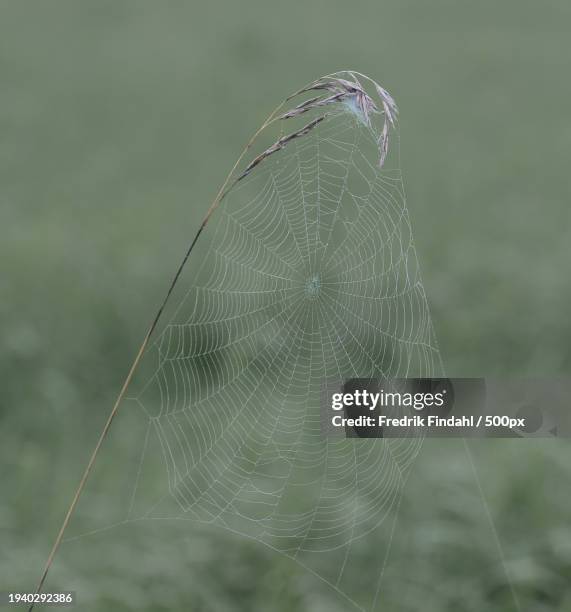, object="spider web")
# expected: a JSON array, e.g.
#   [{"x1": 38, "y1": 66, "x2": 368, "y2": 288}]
[{"x1": 115, "y1": 82, "x2": 442, "y2": 610}]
